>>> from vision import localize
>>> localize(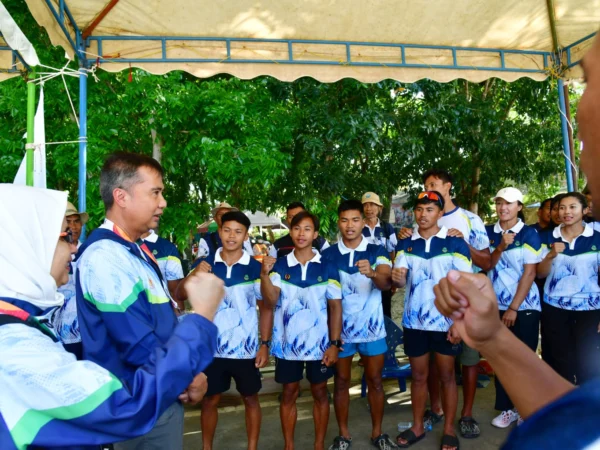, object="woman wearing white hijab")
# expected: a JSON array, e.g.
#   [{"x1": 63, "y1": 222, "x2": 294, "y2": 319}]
[{"x1": 0, "y1": 185, "x2": 224, "y2": 449}]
